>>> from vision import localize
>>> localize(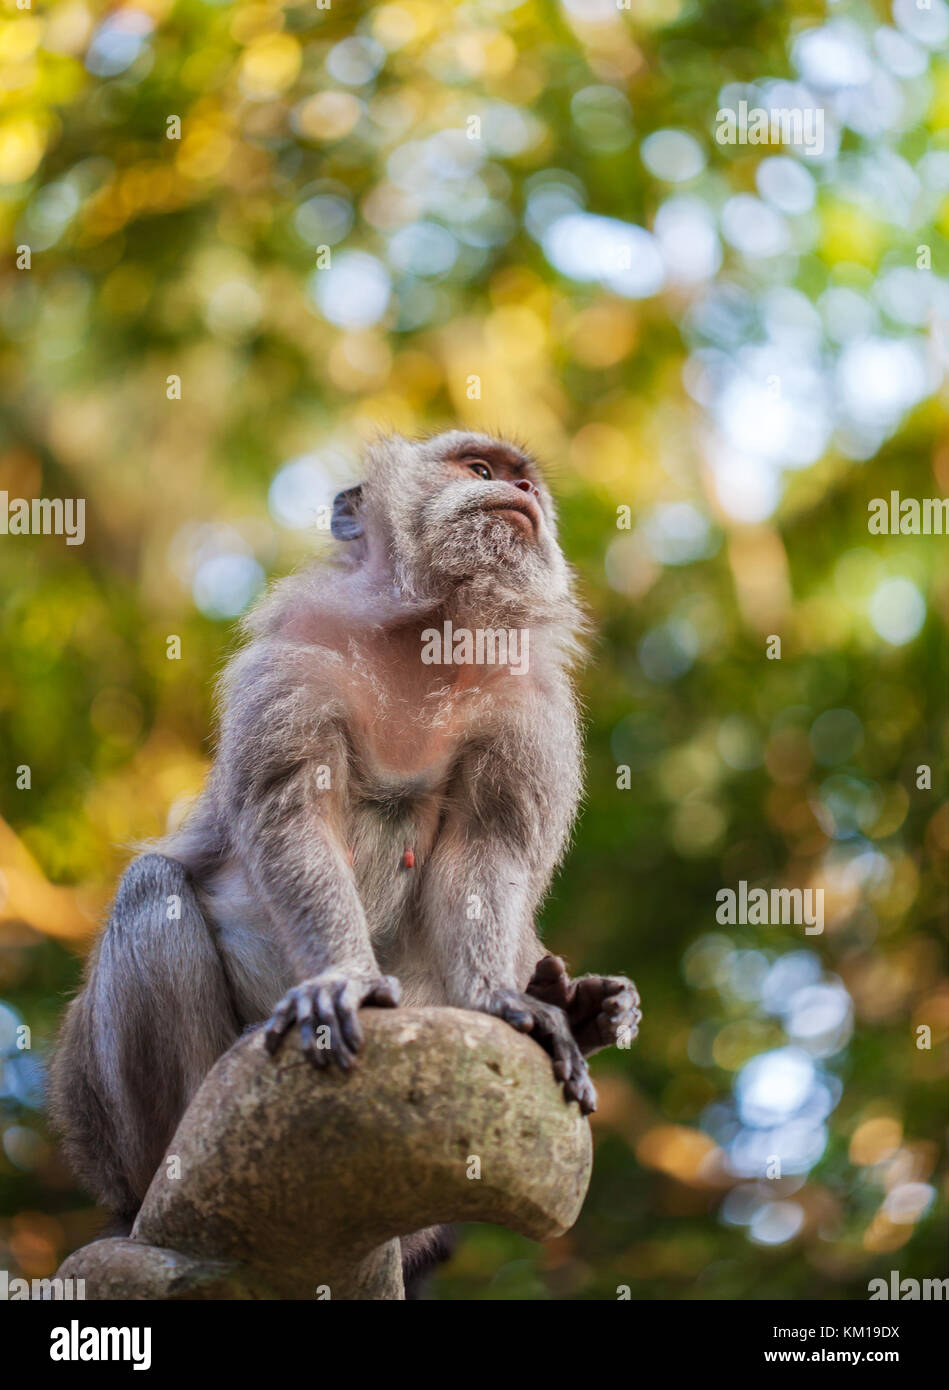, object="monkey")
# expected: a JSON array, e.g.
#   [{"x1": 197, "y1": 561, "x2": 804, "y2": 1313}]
[{"x1": 50, "y1": 430, "x2": 641, "y2": 1294}]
